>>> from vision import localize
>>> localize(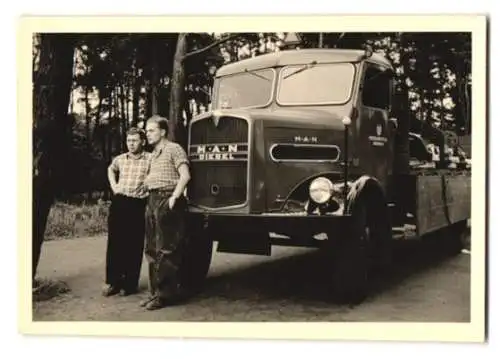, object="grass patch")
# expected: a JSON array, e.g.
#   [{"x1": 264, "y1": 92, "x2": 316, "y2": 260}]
[
  {"x1": 33, "y1": 278, "x2": 71, "y2": 302},
  {"x1": 45, "y1": 200, "x2": 110, "y2": 240}
]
